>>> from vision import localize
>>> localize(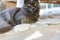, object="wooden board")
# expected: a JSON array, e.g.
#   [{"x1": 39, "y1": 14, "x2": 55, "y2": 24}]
[
  {"x1": 40, "y1": 0, "x2": 60, "y2": 4},
  {"x1": 5, "y1": 1, "x2": 16, "y2": 8}
]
